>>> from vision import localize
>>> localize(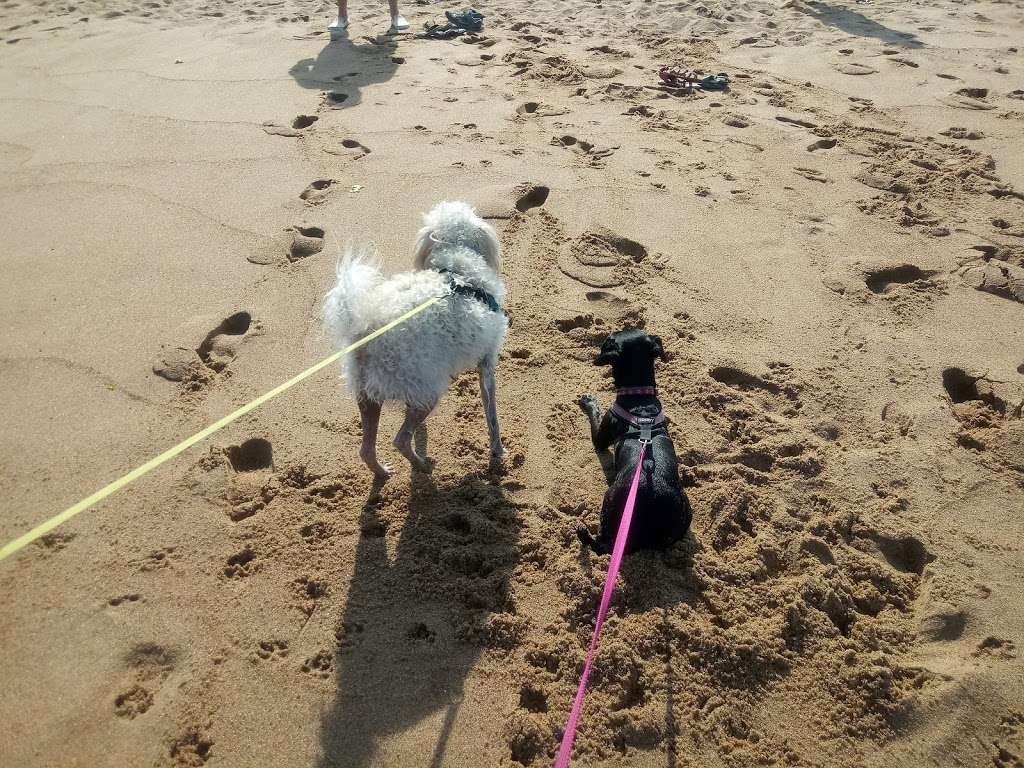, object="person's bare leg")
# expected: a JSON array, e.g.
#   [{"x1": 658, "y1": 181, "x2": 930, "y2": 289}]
[
  {"x1": 330, "y1": 0, "x2": 348, "y2": 36},
  {"x1": 388, "y1": 0, "x2": 408, "y2": 31},
  {"x1": 393, "y1": 402, "x2": 434, "y2": 473},
  {"x1": 358, "y1": 397, "x2": 392, "y2": 478}
]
